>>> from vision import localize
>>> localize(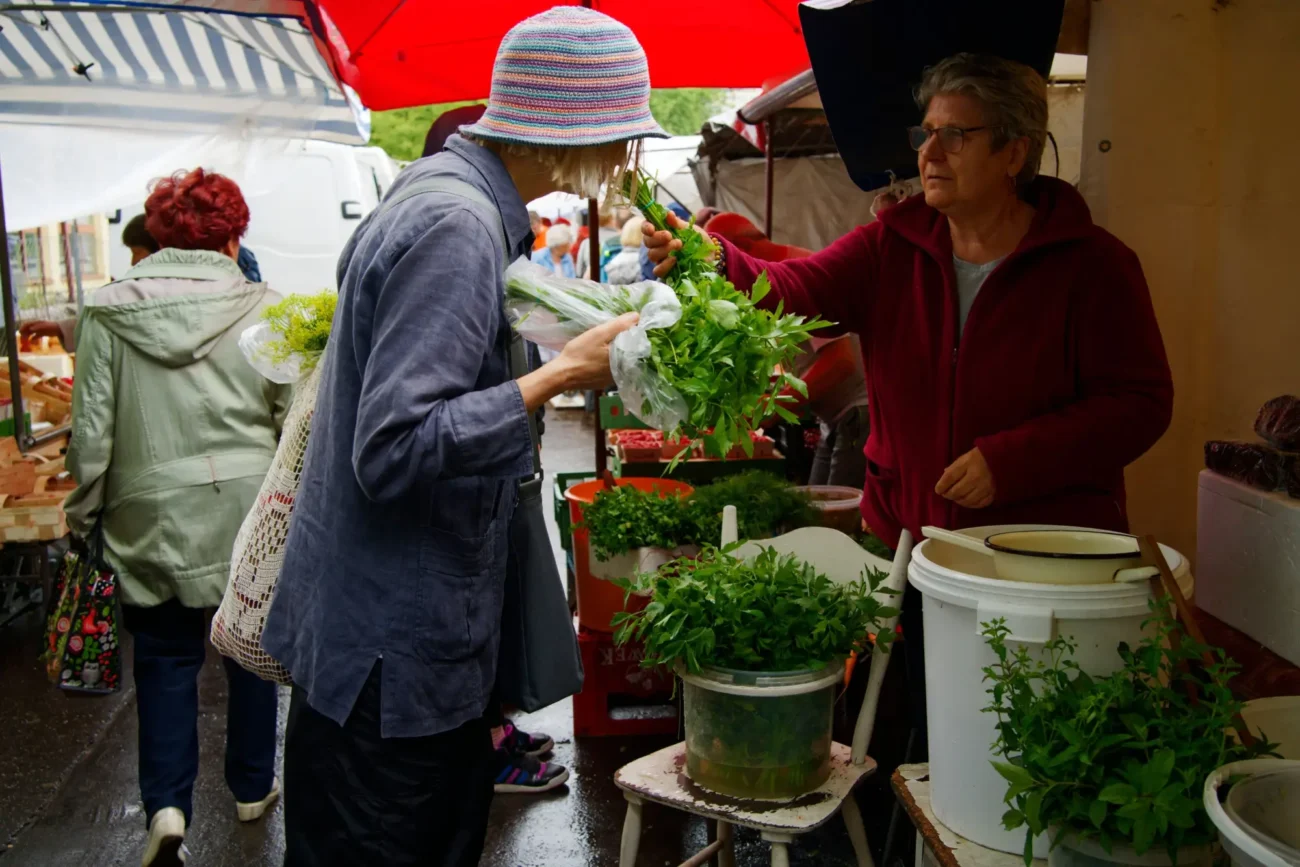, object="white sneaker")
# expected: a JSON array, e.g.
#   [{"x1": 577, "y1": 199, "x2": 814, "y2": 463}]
[
  {"x1": 236, "y1": 777, "x2": 281, "y2": 823},
  {"x1": 141, "y1": 807, "x2": 187, "y2": 867}
]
